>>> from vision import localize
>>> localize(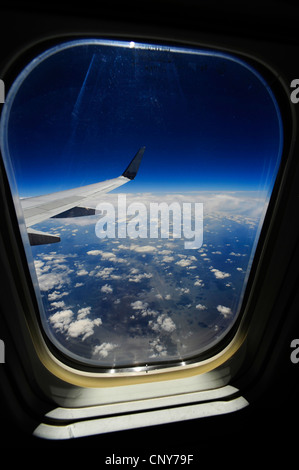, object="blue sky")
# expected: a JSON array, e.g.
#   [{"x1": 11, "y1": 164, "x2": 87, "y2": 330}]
[{"x1": 4, "y1": 40, "x2": 283, "y2": 197}]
